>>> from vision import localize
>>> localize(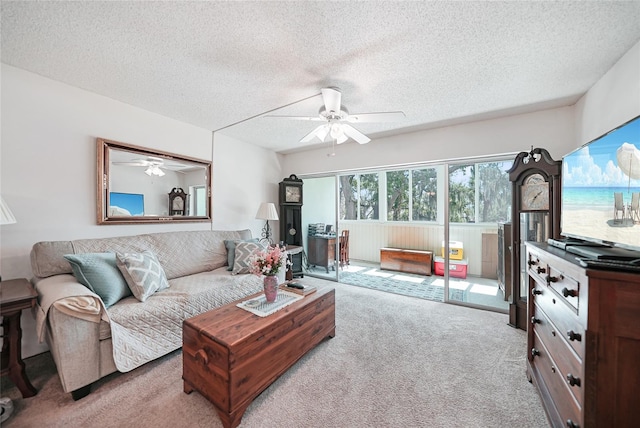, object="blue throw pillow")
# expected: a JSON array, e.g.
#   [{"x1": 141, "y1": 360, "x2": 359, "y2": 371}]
[
  {"x1": 64, "y1": 253, "x2": 132, "y2": 308},
  {"x1": 224, "y1": 238, "x2": 259, "y2": 271}
]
